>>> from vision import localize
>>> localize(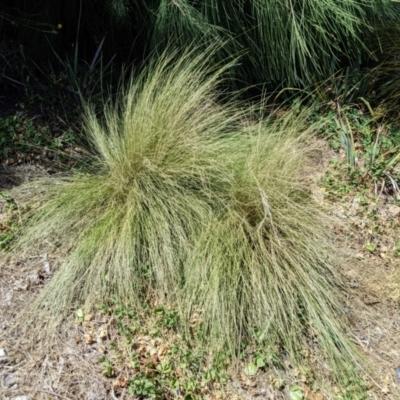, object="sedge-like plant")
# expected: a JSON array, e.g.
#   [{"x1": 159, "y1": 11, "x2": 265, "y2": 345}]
[{"x1": 13, "y1": 50, "x2": 362, "y2": 385}]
